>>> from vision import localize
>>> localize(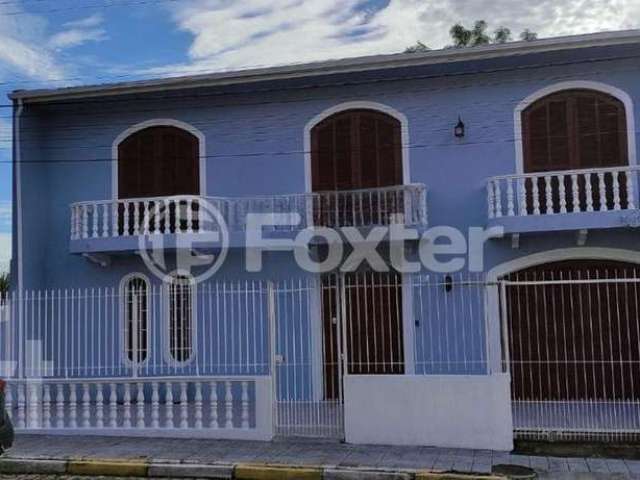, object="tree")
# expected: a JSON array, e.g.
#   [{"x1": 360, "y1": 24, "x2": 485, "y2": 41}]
[
  {"x1": 0, "y1": 273, "x2": 8, "y2": 304},
  {"x1": 405, "y1": 21, "x2": 538, "y2": 52},
  {"x1": 494, "y1": 27, "x2": 512, "y2": 44},
  {"x1": 404, "y1": 41, "x2": 430, "y2": 54}
]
